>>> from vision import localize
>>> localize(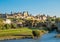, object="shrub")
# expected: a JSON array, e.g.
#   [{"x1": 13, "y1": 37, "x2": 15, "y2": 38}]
[
  {"x1": 32, "y1": 30, "x2": 40, "y2": 37},
  {"x1": 11, "y1": 23, "x2": 17, "y2": 29},
  {"x1": 4, "y1": 24, "x2": 11, "y2": 29},
  {"x1": 42, "y1": 27, "x2": 49, "y2": 31}
]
